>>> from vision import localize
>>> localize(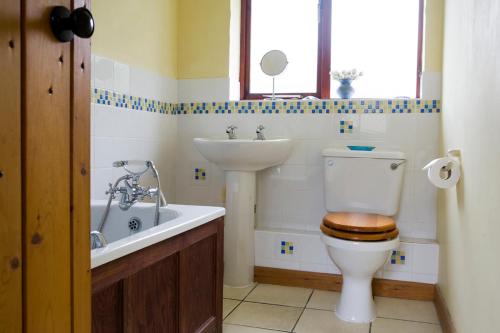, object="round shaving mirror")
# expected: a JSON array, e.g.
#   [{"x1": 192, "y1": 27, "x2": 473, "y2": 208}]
[{"x1": 260, "y1": 50, "x2": 288, "y2": 77}]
